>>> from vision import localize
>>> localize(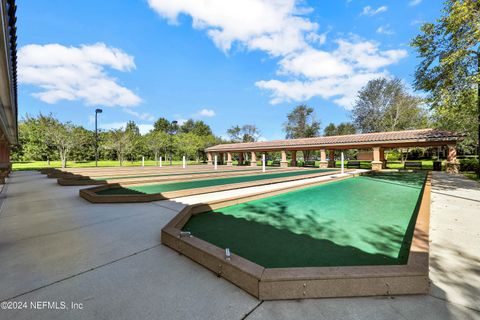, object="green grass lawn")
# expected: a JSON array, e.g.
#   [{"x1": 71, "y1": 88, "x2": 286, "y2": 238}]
[
  {"x1": 12, "y1": 160, "x2": 201, "y2": 171},
  {"x1": 462, "y1": 172, "x2": 480, "y2": 182},
  {"x1": 11, "y1": 159, "x2": 442, "y2": 171}
]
